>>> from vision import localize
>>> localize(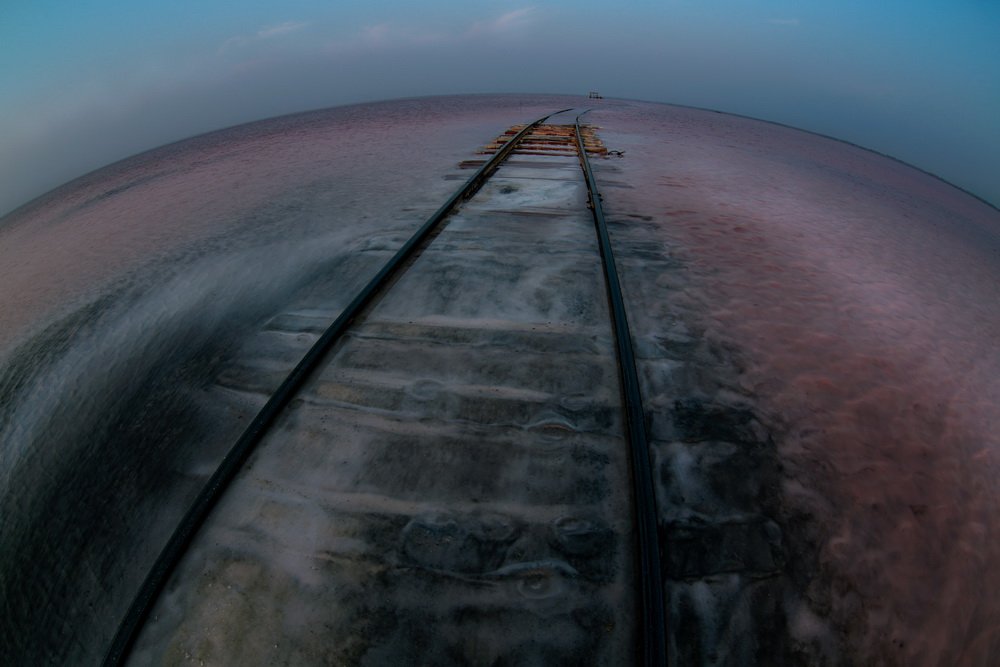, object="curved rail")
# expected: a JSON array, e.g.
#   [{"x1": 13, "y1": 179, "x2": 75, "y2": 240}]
[
  {"x1": 103, "y1": 109, "x2": 571, "y2": 666},
  {"x1": 574, "y1": 113, "x2": 667, "y2": 666}
]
